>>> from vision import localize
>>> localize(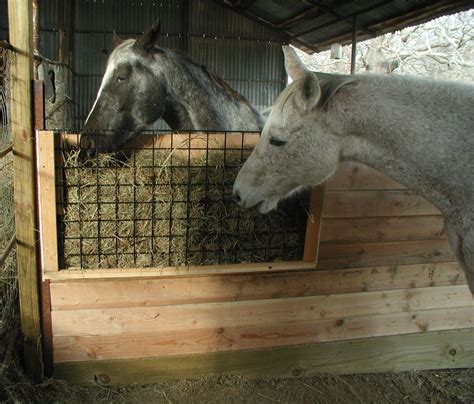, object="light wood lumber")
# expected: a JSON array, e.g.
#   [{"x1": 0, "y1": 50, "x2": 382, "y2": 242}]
[
  {"x1": 317, "y1": 239, "x2": 454, "y2": 269},
  {"x1": 322, "y1": 190, "x2": 440, "y2": 218},
  {"x1": 303, "y1": 185, "x2": 324, "y2": 262},
  {"x1": 326, "y1": 162, "x2": 404, "y2": 190},
  {"x1": 8, "y1": 0, "x2": 43, "y2": 380},
  {"x1": 36, "y1": 131, "x2": 59, "y2": 272},
  {"x1": 51, "y1": 285, "x2": 472, "y2": 337},
  {"x1": 320, "y1": 215, "x2": 446, "y2": 243},
  {"x1": 44, "y1": 260, "x2": 316, "y2": 280},
  {"x1": 53, "y1": 328, "x2": 474, "y2": 383},
  {"x1": 53, "y1": 306, "x2": 474, "y2": 362},
  {"x1": 49, "y1": 263, "x2": 466, "y2": 311}
]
